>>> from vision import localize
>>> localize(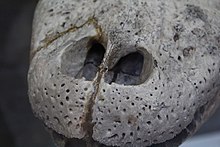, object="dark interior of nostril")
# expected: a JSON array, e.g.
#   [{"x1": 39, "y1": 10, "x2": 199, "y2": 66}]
[
  {"x1": 84, "y1": 43, "x2": 105, "y2": 66},
  {"x1": 106, "y1": 52, "x2": 144, "y2": 85},
  {"x1": 115, "y1": 52, "x2": 144, "y2": 76},
  {"x1": 80, "y1": 42, "x2": 105, "y2": 81}
]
